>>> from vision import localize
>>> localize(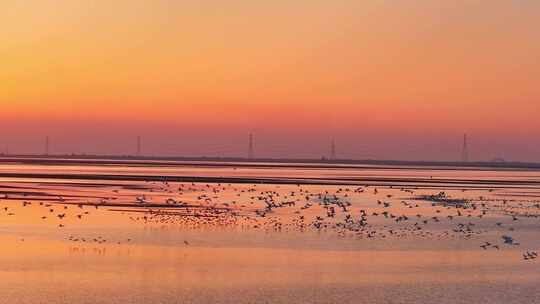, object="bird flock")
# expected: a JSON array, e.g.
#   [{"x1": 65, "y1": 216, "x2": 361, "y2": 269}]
[{"x1": 1, "y1": 178, "x2": 539, "y2": 261}]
